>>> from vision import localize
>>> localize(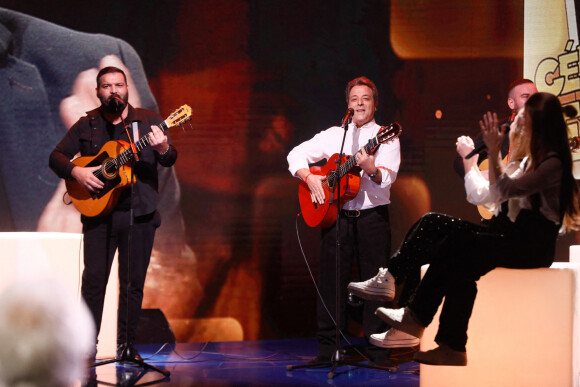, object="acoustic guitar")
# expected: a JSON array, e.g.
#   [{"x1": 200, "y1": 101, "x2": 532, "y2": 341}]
[
  {"x1": 298, "y1": 123, "x2": 401, "y2": 228},
  {"x1": 65, "y1": 105, "x2": 191, "y2": 217}
]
